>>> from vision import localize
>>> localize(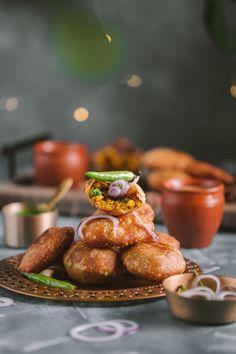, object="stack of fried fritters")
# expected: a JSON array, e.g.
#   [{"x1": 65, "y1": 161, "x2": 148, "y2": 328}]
[{"x1": 18, "y1": 179, "x2": 186, "y2": 285}]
